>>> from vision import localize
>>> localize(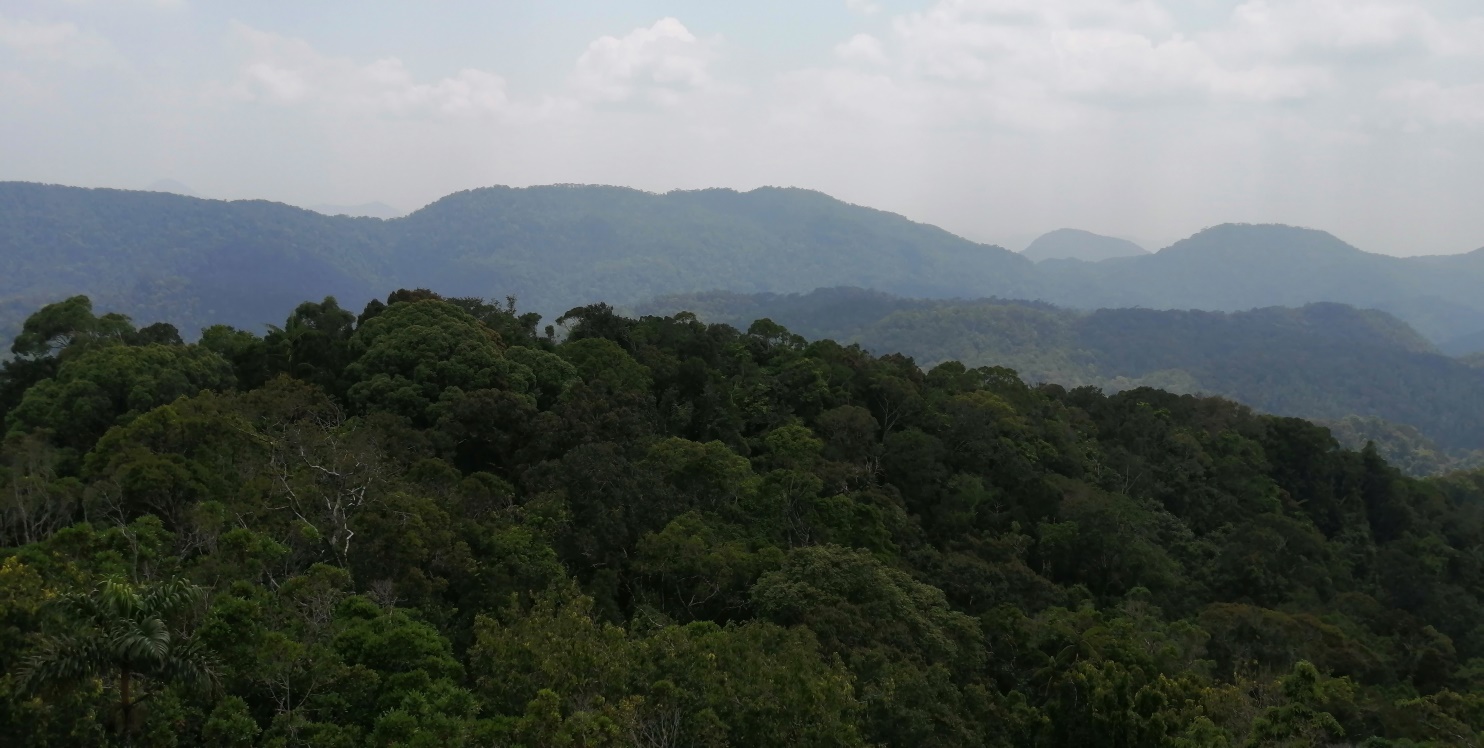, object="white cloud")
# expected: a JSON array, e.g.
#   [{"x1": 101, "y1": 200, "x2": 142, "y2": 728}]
[
  {"x1": 905, "y1": 0, "x2": 1177, "y2": 36},
  {"x1": 571, "y1": 17, "x2": 718, "y2": 105},
  {"x1": 0, "y1": 13, "x2": 119, "y2": 67},
  {"x1": 0, "y1": 68, "x2": 36, "y2": 94},
  {"x1": 215, "y1": 18, "x2": 727, "y2": 122},
  {"x1": 55, "y1": 0, "x2": 186, "y2": 7},
  {"x1": 885, "y1": 0, "x2": 1333, "y2": 103},
  {"x1": 1383, "y1": 80, "x2": 1484, "y2": 126},
  {"x1": 214, "y1": 22, "x2": 512, "y2": 117},
  {"x1": 835, "y1": 33, "x2": 887, "y2": 64},
  {"x1": 0, "y1": 17, "x2": 75, "y2": 52},
  {"x1": 1214, "y1": 0, "x2": 1477, "y2": 61},
  {"x1": 846, "y1": 0, "x2": 1484, "y2": 114}
]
